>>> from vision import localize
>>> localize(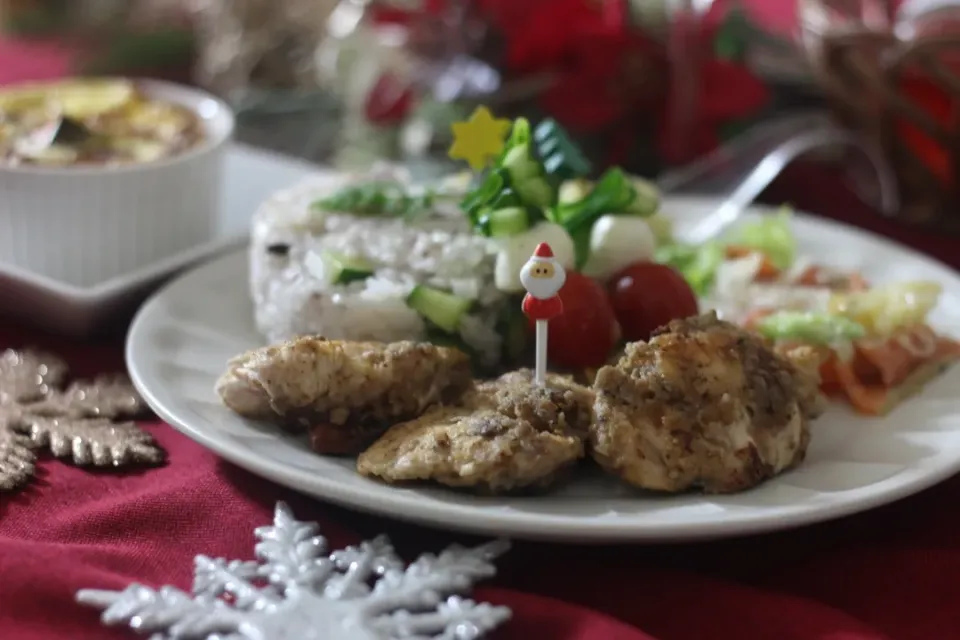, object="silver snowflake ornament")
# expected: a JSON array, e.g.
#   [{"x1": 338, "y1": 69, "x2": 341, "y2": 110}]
[{"x1": 76, "y1": 502, "x2": 511, "y2": 639}]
